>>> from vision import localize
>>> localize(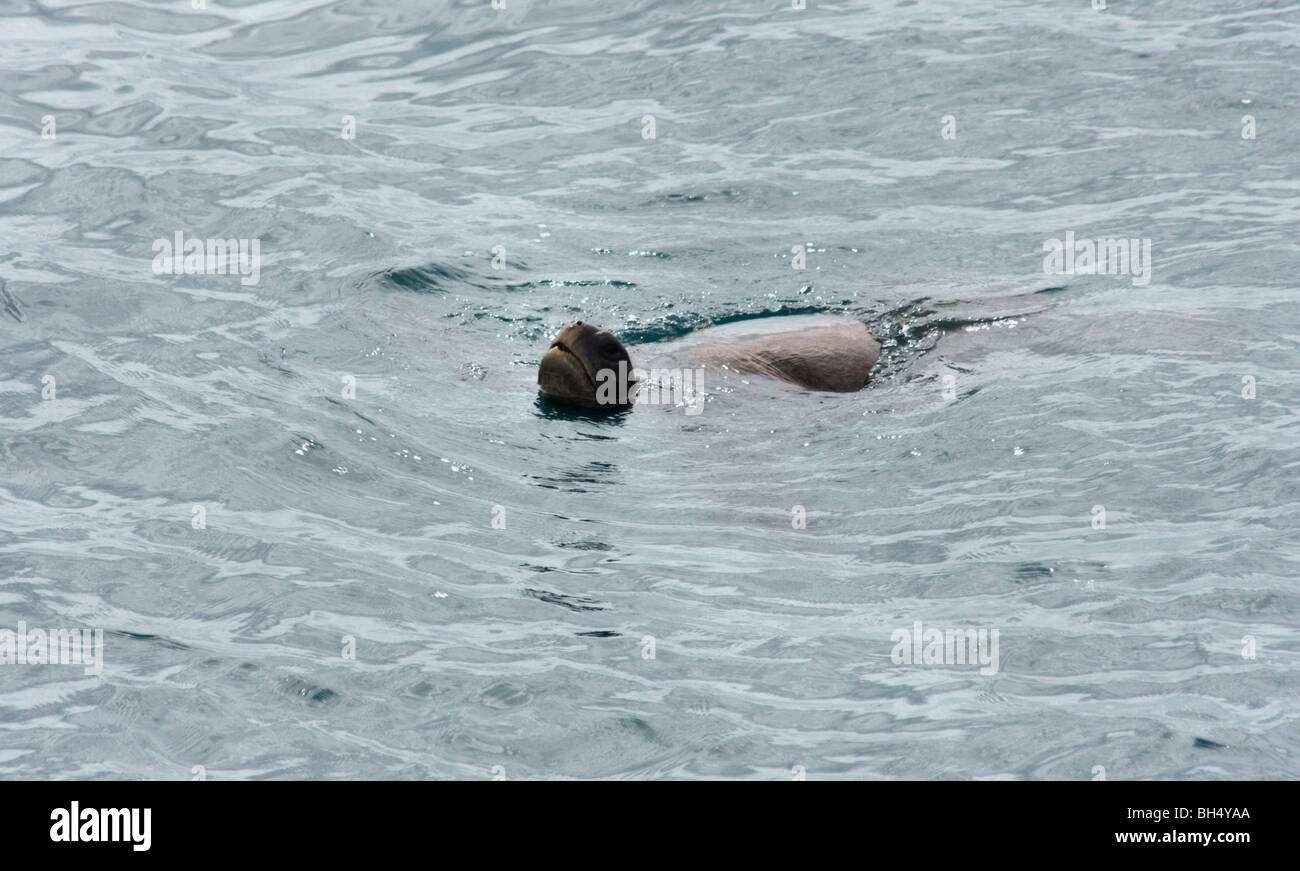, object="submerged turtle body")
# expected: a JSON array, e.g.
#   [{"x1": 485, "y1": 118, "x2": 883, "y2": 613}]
[{"x1": 538, "y1": 316, "x2": 881, "y2": 410}]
